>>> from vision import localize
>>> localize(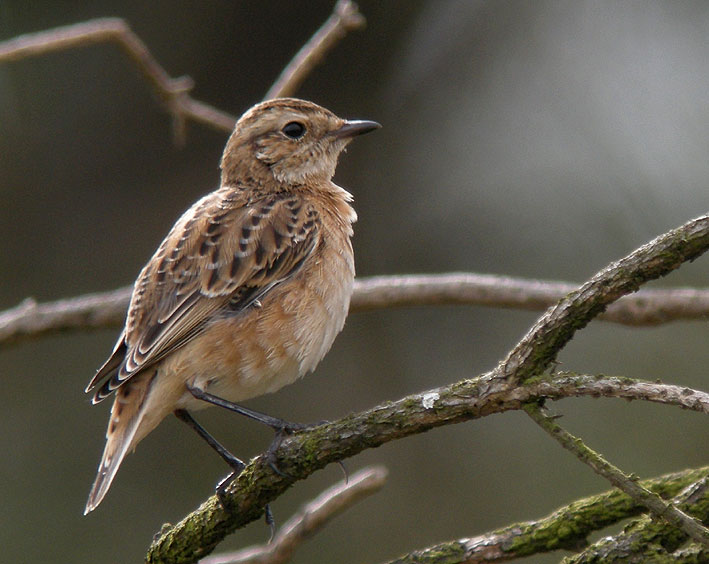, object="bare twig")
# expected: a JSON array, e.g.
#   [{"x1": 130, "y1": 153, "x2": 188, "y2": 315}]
[
  {"x1": 145, "y1": 213, "x2": 709, "y2": 563},
  {"x1": 0, "y1": 2, "x2": 364, "y2": 143},
  {"x1": 524, "y1": 403, "x2": 709, "y2": 548},
  {"x1": 0, "y1": 18, "x2": 236, "y2": 141},
  {"x1": 380, "y1": 466, "x2": 709, "y2": 564},
  {"x1": 264, "y1": 0, "x2": 365, "y2": 100},
  {"x1": 4, "y1": 273, "x2": 709, "y2": 350},
  {"x1": 200, "y1": 466, "x2": 387, "y2": 564}
]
